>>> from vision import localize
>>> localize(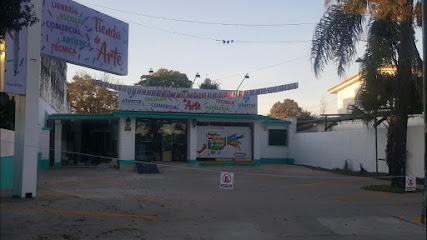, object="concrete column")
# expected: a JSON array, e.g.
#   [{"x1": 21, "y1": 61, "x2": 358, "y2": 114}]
[
  {"x1": 187, "y1": 119, "x2": 197, "y2": 163},
  {"x1": 74, "y1": 120, "x2": 82, "y2": 163},
  {"x1": 54, "y1": 120, "x2": 62, "y2": 167},
  {"x1": 288, "y1": 117, "x2": 297, "y2": 162},
  {"x1": 13, "y1": 0, "x2": 42, "y2": 198},
  {"x1": 253, "y1": 121, "x2": 261, "y2": 166},
  {"x1": 118, "y1": 117, "x2": 135, "y2": 170},
  {"x1": 38, "y1": 128, "x2": 50, "y2": 170}
]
